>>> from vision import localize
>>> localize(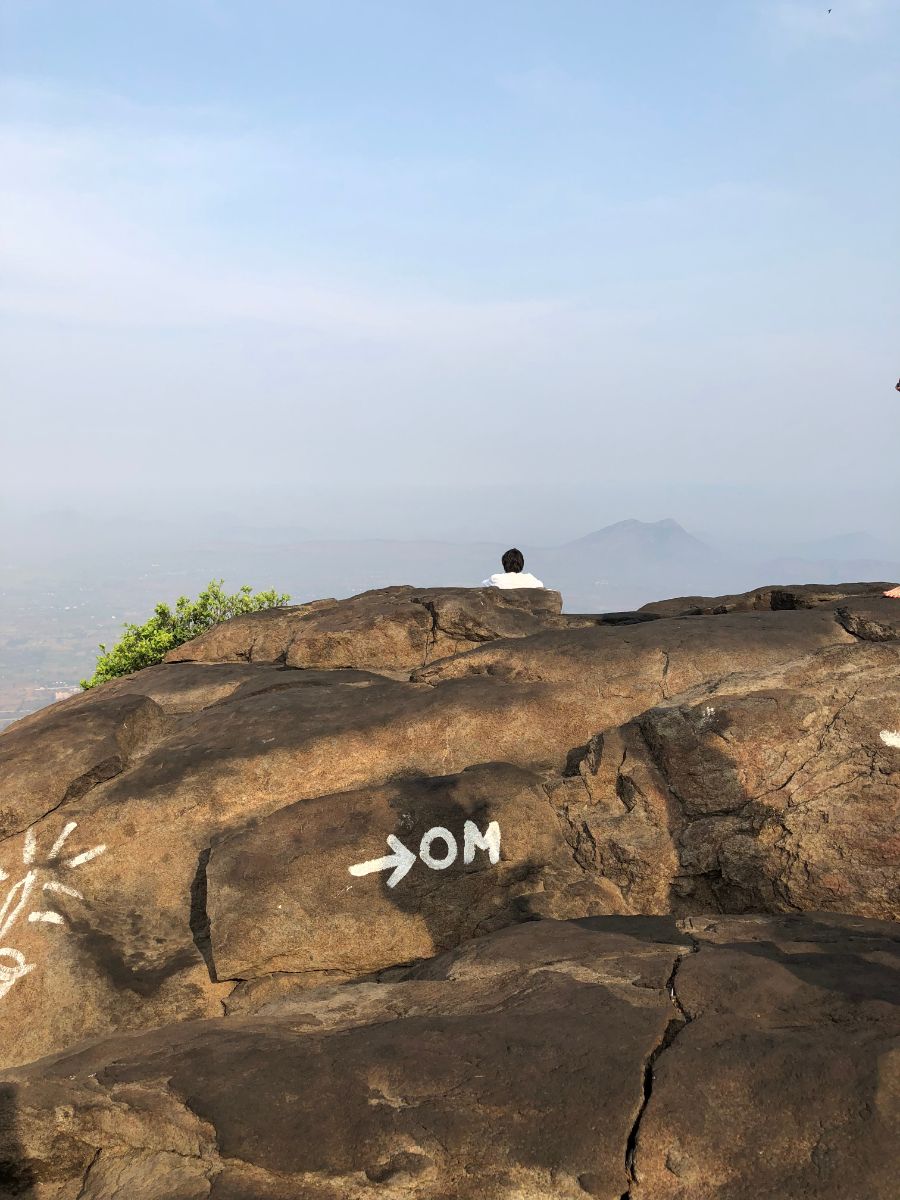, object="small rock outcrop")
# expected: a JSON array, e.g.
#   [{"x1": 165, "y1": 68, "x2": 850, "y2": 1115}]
[
  {"x1": 163, "y1": 585, "x2": 584, "y2": 672},
  {"x1": 1, "y1": 580, "x2": 898, "y2": 1197},
  {"x1": 639, "y1": 580, "x2": 894, "y2": 617}
]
